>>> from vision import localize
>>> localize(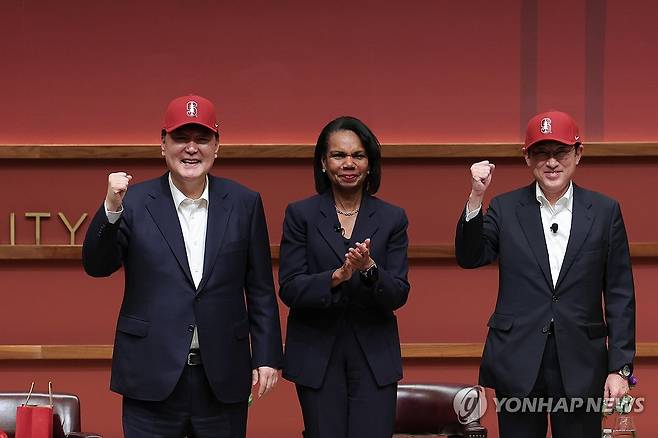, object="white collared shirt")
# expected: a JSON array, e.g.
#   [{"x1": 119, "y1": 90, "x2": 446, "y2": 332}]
[
  {"x1": 168, "y1": 174, "x2": 209, "y2": 350},
  {"x1": 536, "y1": 181, "x2": 573, "y2": 287},
  {"x1": 168, "y1": 174, "x2": 209, "y2": 290},
  {"x1": 464, "y1": 181, "x2": 573, "y2": 286},
  {"x1": 106, "y1": 173, "x2": 209, "y2": 350}
]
